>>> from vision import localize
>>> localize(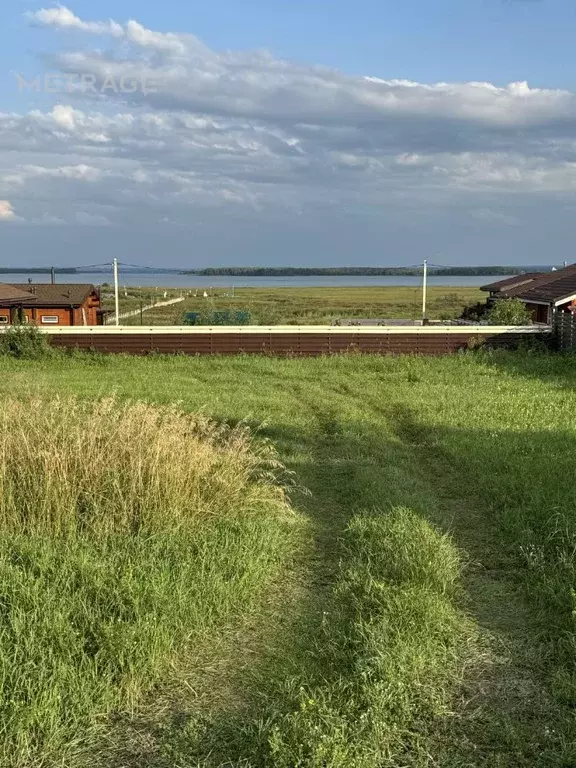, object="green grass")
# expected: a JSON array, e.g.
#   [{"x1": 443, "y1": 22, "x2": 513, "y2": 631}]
[
  {"x1": 0, "y1": 397, "x2": 296, "y2": 766},
  {"x1": 103, "y1": 286, "x2": 483, "y2": 325},
  {"x1": 0, "y1": 351, "x2": 575, "y2": 766},
  {"x1": 251, "y1": 508, "x2": 464, "y2": 768}
]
